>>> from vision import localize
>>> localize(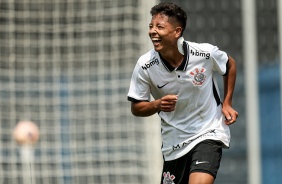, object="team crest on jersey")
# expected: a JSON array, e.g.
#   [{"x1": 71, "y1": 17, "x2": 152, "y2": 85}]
[
  {"x1": 163, "y1": 172, "x2": 175, "y2": 184},
  {"x1": 189, "y1": 67, "x2": 206, "y2": 86}
]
